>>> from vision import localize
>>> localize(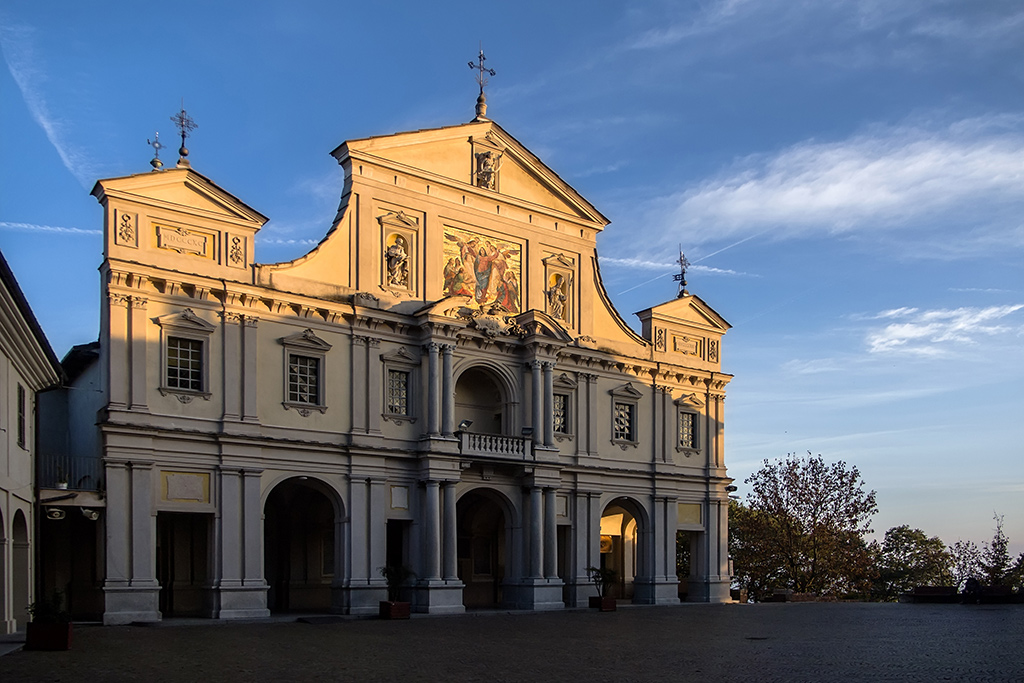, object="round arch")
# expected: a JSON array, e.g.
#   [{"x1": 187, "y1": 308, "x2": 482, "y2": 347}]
[
  {"x1": 599, "y1": 496, "x2": 651, "y2": 602},
  {"x1": 453, "y1": 362, "x2": 520, "y2": 436},
  {"x1": 263, "y1": 476, "x2": 345, "y2": 614},
  {"x1": 455, "y1": 486, "x2": 519, "y2": 609},
  {"x1": 11, "y1": 509, "x2": 30, "y2": 631},
  {"x1": 0, "y1": 508, "x2": 6, "y2": 631}
]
